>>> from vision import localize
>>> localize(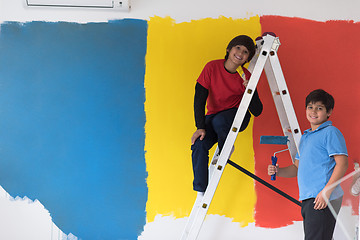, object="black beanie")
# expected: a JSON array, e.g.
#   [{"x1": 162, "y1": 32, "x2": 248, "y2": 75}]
[{"x1": 225, "y1": 35, "x2": 255, "y2": 62}]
